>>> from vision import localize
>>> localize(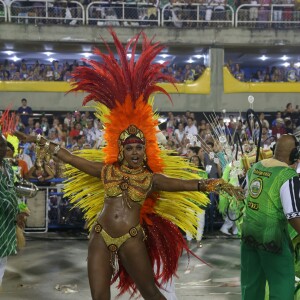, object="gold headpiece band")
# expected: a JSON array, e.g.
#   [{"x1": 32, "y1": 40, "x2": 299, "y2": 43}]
[
  {"x1": 118, "y1": 125, "x2": 145, "y2": 162},
  {"x1": 119, "y1": 125, "x2": 145, "y2": 145}
]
